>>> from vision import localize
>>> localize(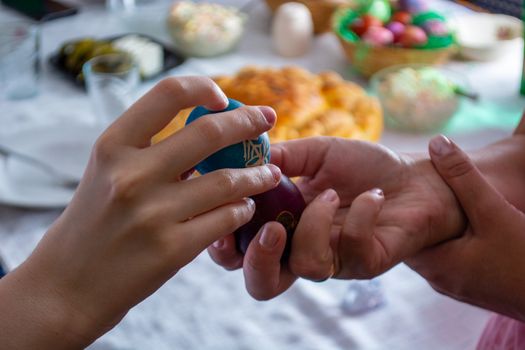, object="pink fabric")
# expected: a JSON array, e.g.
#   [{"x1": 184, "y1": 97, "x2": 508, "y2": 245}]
[{"x1": 477, "y1": 314, "x2": 525, "y2": 349}]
